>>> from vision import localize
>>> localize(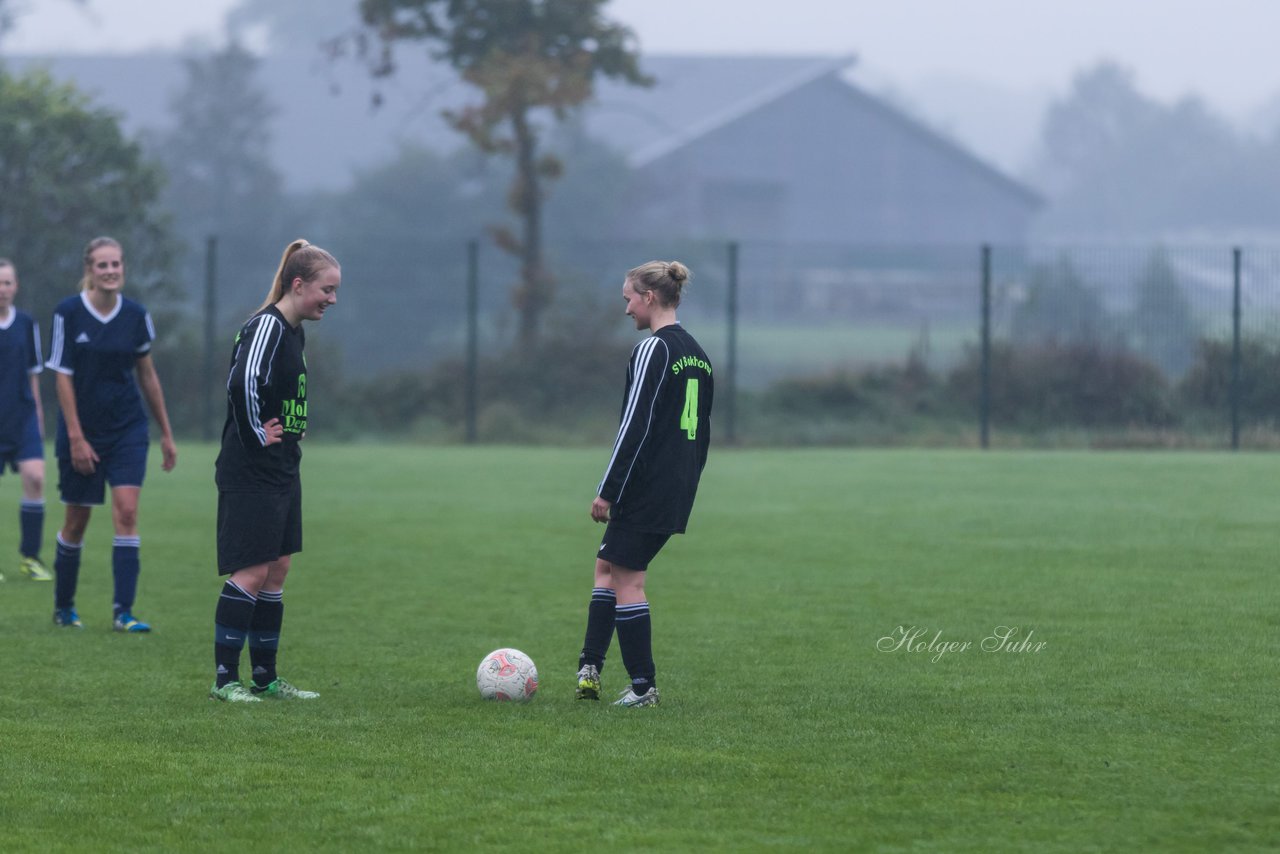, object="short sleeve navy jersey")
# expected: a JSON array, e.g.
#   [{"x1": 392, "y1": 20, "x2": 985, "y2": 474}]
[
  {"x1": 215, "y1": 305, "x2": 307, "y2": 492},
  {"x1": 597, "y1": 323, "x2": 713, "y2": 534},
  {"x1": 46, "y1": 293, "x2": 154, "y2": 445},
  {"x1": 0, "y1": 308, "x2": 42, "y2": 442}
]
